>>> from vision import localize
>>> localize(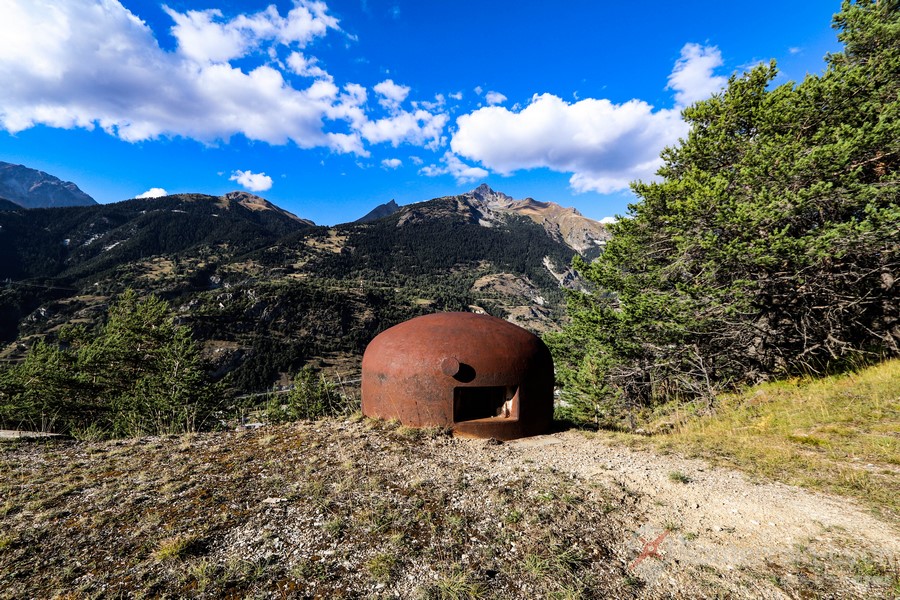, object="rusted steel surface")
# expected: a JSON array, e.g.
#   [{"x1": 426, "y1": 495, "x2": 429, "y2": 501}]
[{"x1": 361, "y1": 312, "x2": 554, "y2": 440}]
